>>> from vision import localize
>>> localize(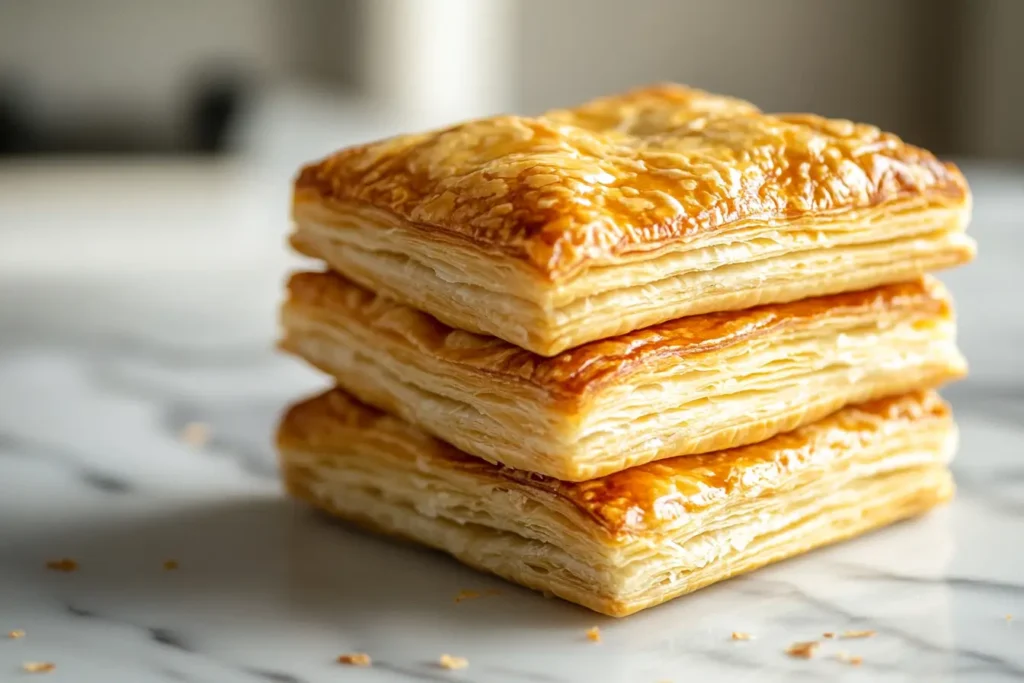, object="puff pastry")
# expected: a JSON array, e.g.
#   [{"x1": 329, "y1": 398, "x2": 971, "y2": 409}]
[
  {"x1": 292, "y1": 84, "x2": 974, "y2": 355},
  {"x1": 280, "y1": 271, "x2": 965, "y2": 481},
  {"x1": 278, "y1": 389, "x2": 956, "y2": 617}
]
